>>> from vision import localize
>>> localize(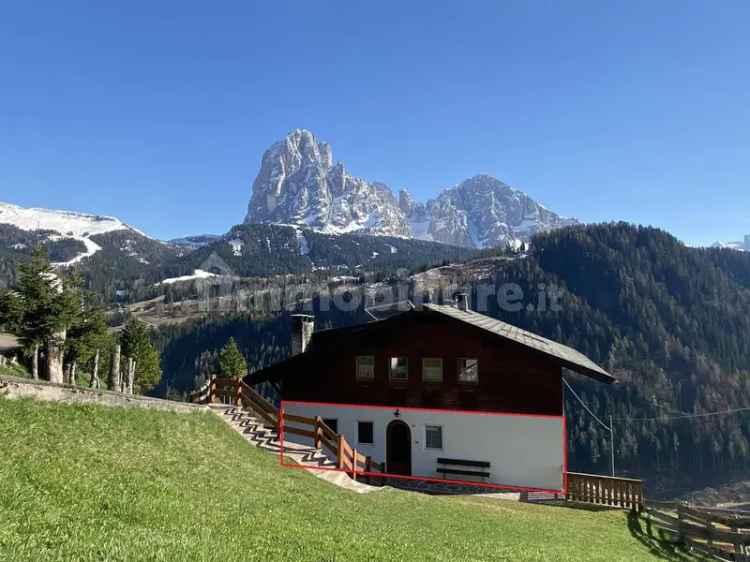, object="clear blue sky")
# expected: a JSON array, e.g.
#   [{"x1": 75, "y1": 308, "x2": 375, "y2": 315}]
[{"x1": 1, "y1": 1, "x2": 748, "y2": 245}]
